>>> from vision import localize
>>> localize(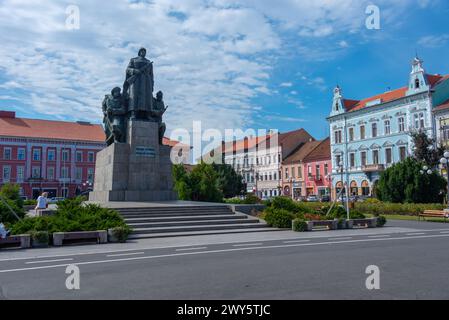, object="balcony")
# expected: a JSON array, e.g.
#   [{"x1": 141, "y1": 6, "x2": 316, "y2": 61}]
[
  {"x1": 362, "y1": 164, "x2": 385, "y2": 173},
  {"x1": 309, "y1": 175, "x2": 322, "y2": 182}
]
